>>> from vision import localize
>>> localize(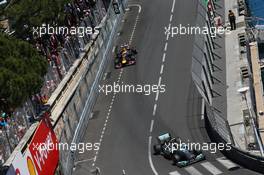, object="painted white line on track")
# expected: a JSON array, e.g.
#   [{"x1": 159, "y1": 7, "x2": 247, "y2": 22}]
[
  {"x1": 170, "y1": 14, "x2": 173, "y2": 22},
  {"x1": 150, "y1": 119, "x2": 154, "y2": 133},
  {"x1": 160, "y1": 64, "x2": 164, "y2": 74},
  {"x1": 129, "y1": 4, "x2": 142, "y2": 13},
  {"x1": 216, "y1": 157, "x2": 239, "y2": 170},
  {"x1": 162, "y1": 53, "x2": 166, "y2": 62},
  {"x1": 201, "y1": 162, "x2": 222, "y2": 175},
  {"x1": 166, "y1": 33, "x2": 170, "y2": 41},
  {"x1": 171, "y1": 0, "x2": 176, "y2": 13},
  {"x1": 164, "y1": 42, "x2": 168, "y2": 51},
  {"x1": 148, "y1": 136, "x2": 159, "y2": 175},
  {"x1": 158, "y1": 77, "x2": 162, "y2": 86},
  {"x1": 128, "y1": 4, "x2": 141, "y2": 45},
  {"x1": 185, "y1": 166, "x2": 203, "y2": 175},
  {"x1": 155, "y1": 90, "x2": 160, "y2": 101},
  {"x1": 169, "y1": 170, "x2": 181, "y2": 175},
  {"x1": 153, "y1": 104, "x2": 157, "y2": 116}
]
